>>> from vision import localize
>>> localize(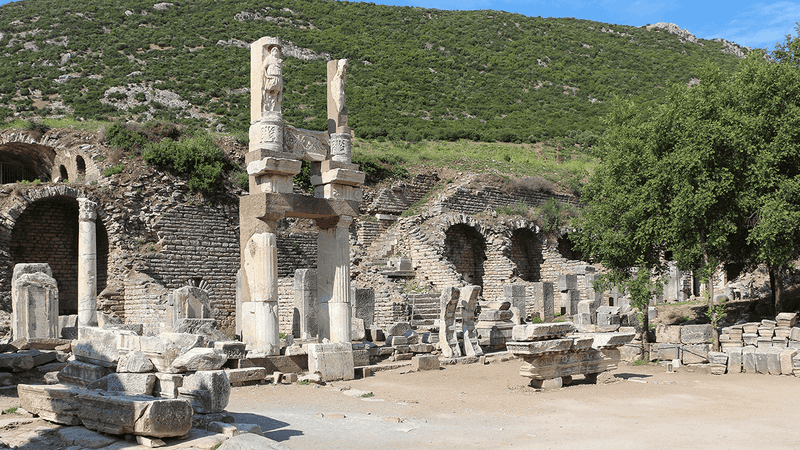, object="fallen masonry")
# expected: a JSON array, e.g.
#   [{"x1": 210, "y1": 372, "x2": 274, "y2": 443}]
[{"x1": 506, "y1": 322, "x2": 635, "y2": 388}]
